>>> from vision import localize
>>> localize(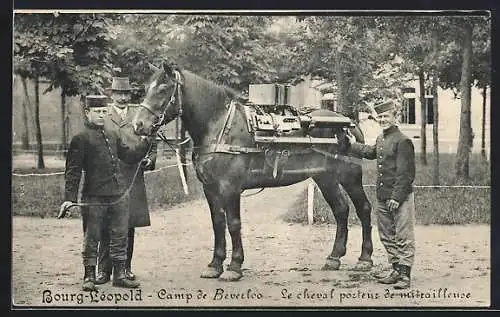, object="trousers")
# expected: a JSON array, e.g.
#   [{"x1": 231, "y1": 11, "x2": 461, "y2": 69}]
[
  {"x1": 97, "y1": 227, "x2": 135, "y2": 273},
  {"x1": 81, "y1": 195, "x2": 129, "y2": 267},
  {"x1": 376, "y1": 192, "x2": 416, "y2": 267}
]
